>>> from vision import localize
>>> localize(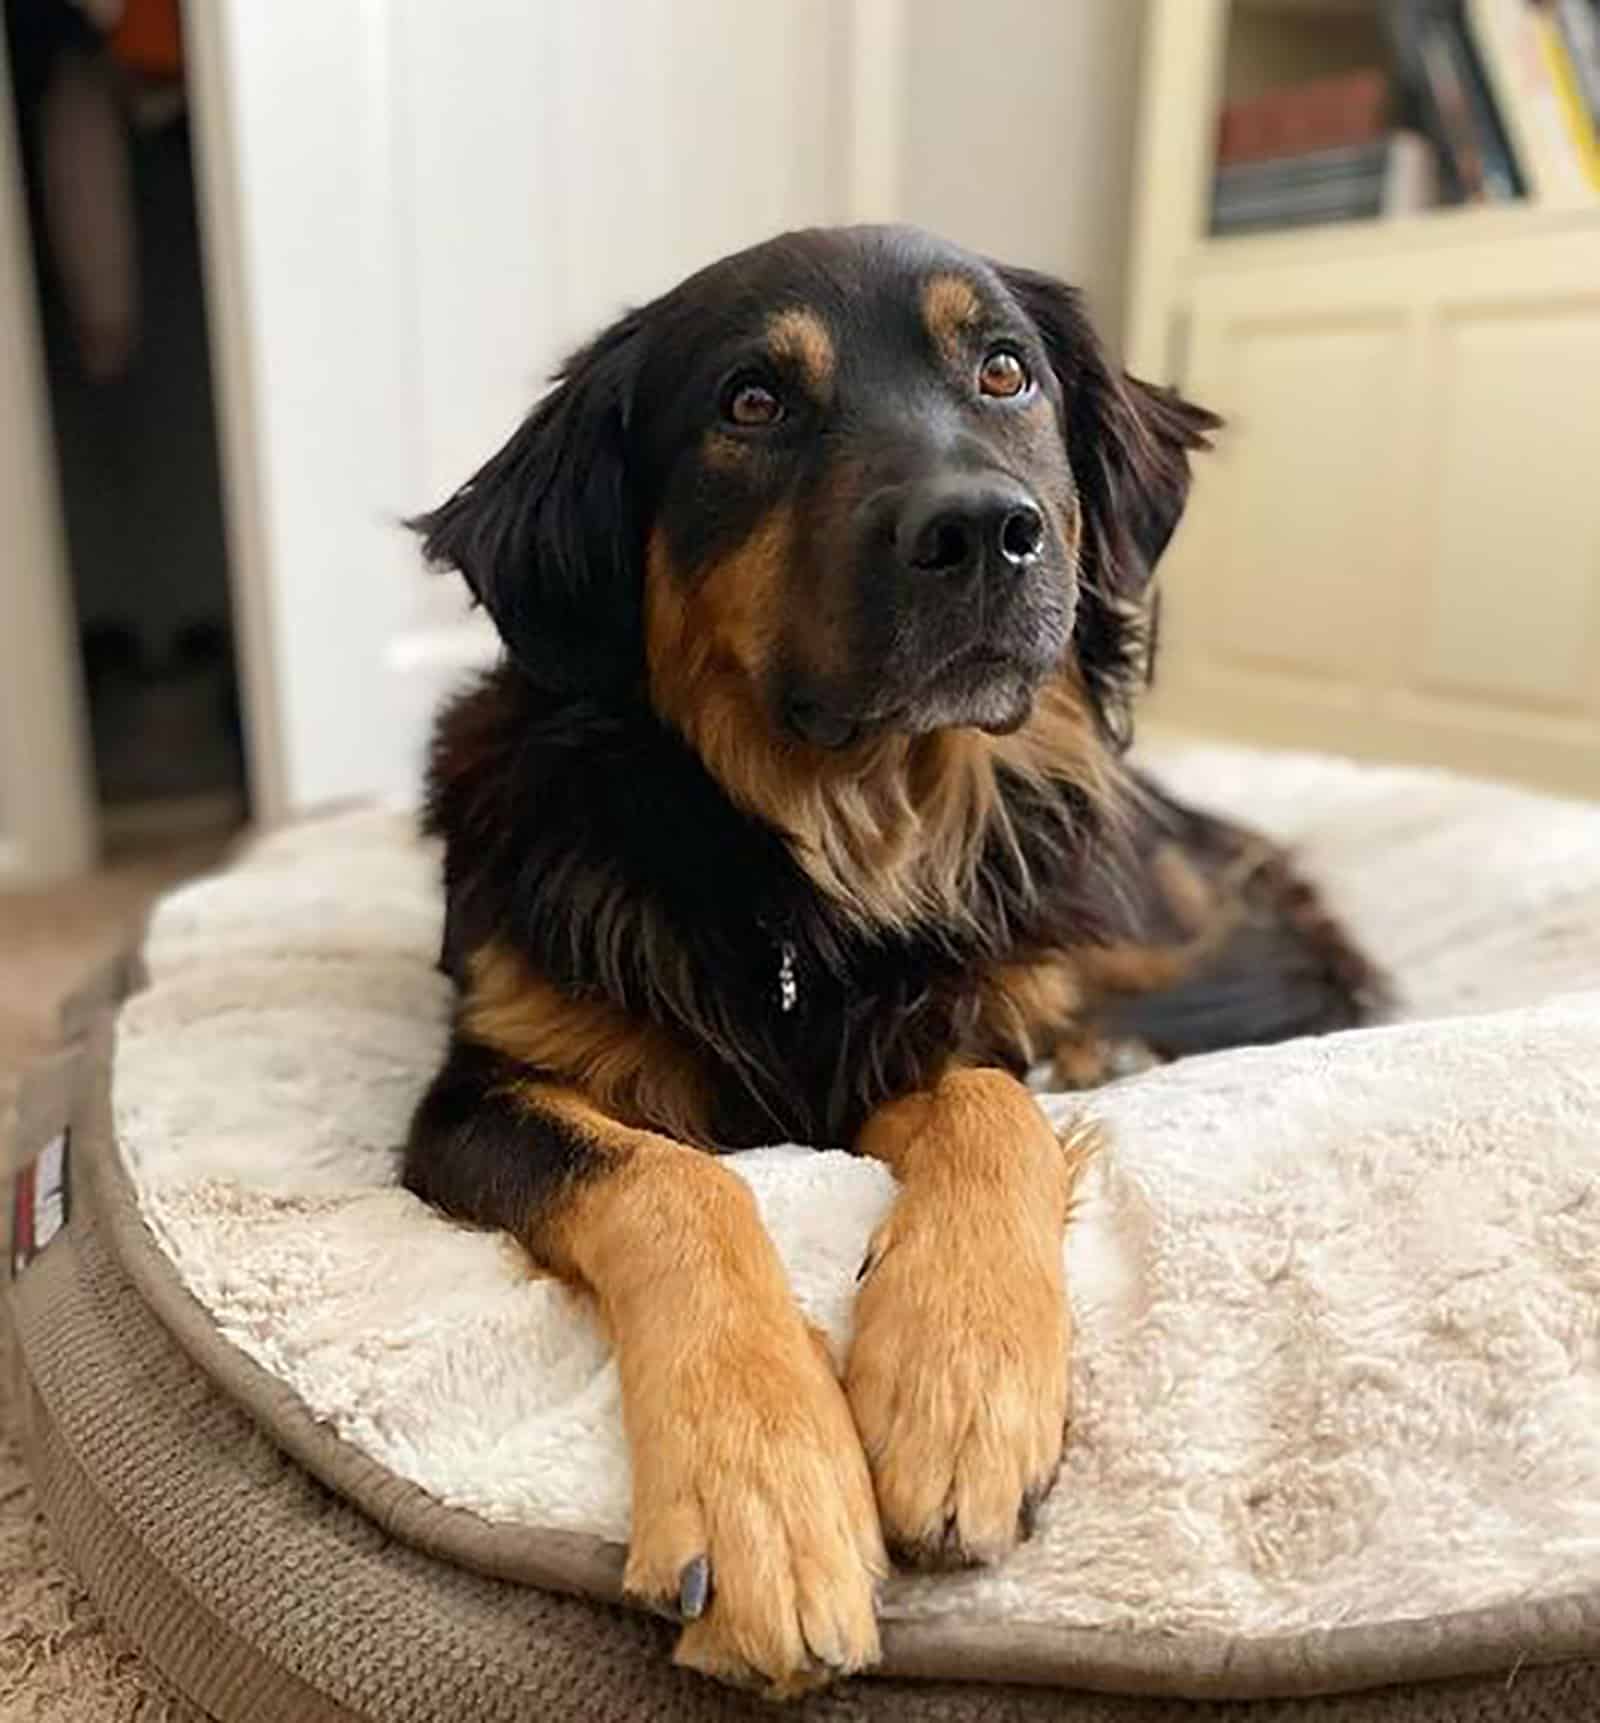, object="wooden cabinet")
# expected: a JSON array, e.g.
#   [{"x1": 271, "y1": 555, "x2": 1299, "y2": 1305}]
[{"x1": 1128, "y1": 1, "x2": 1600, "y2": 795}]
